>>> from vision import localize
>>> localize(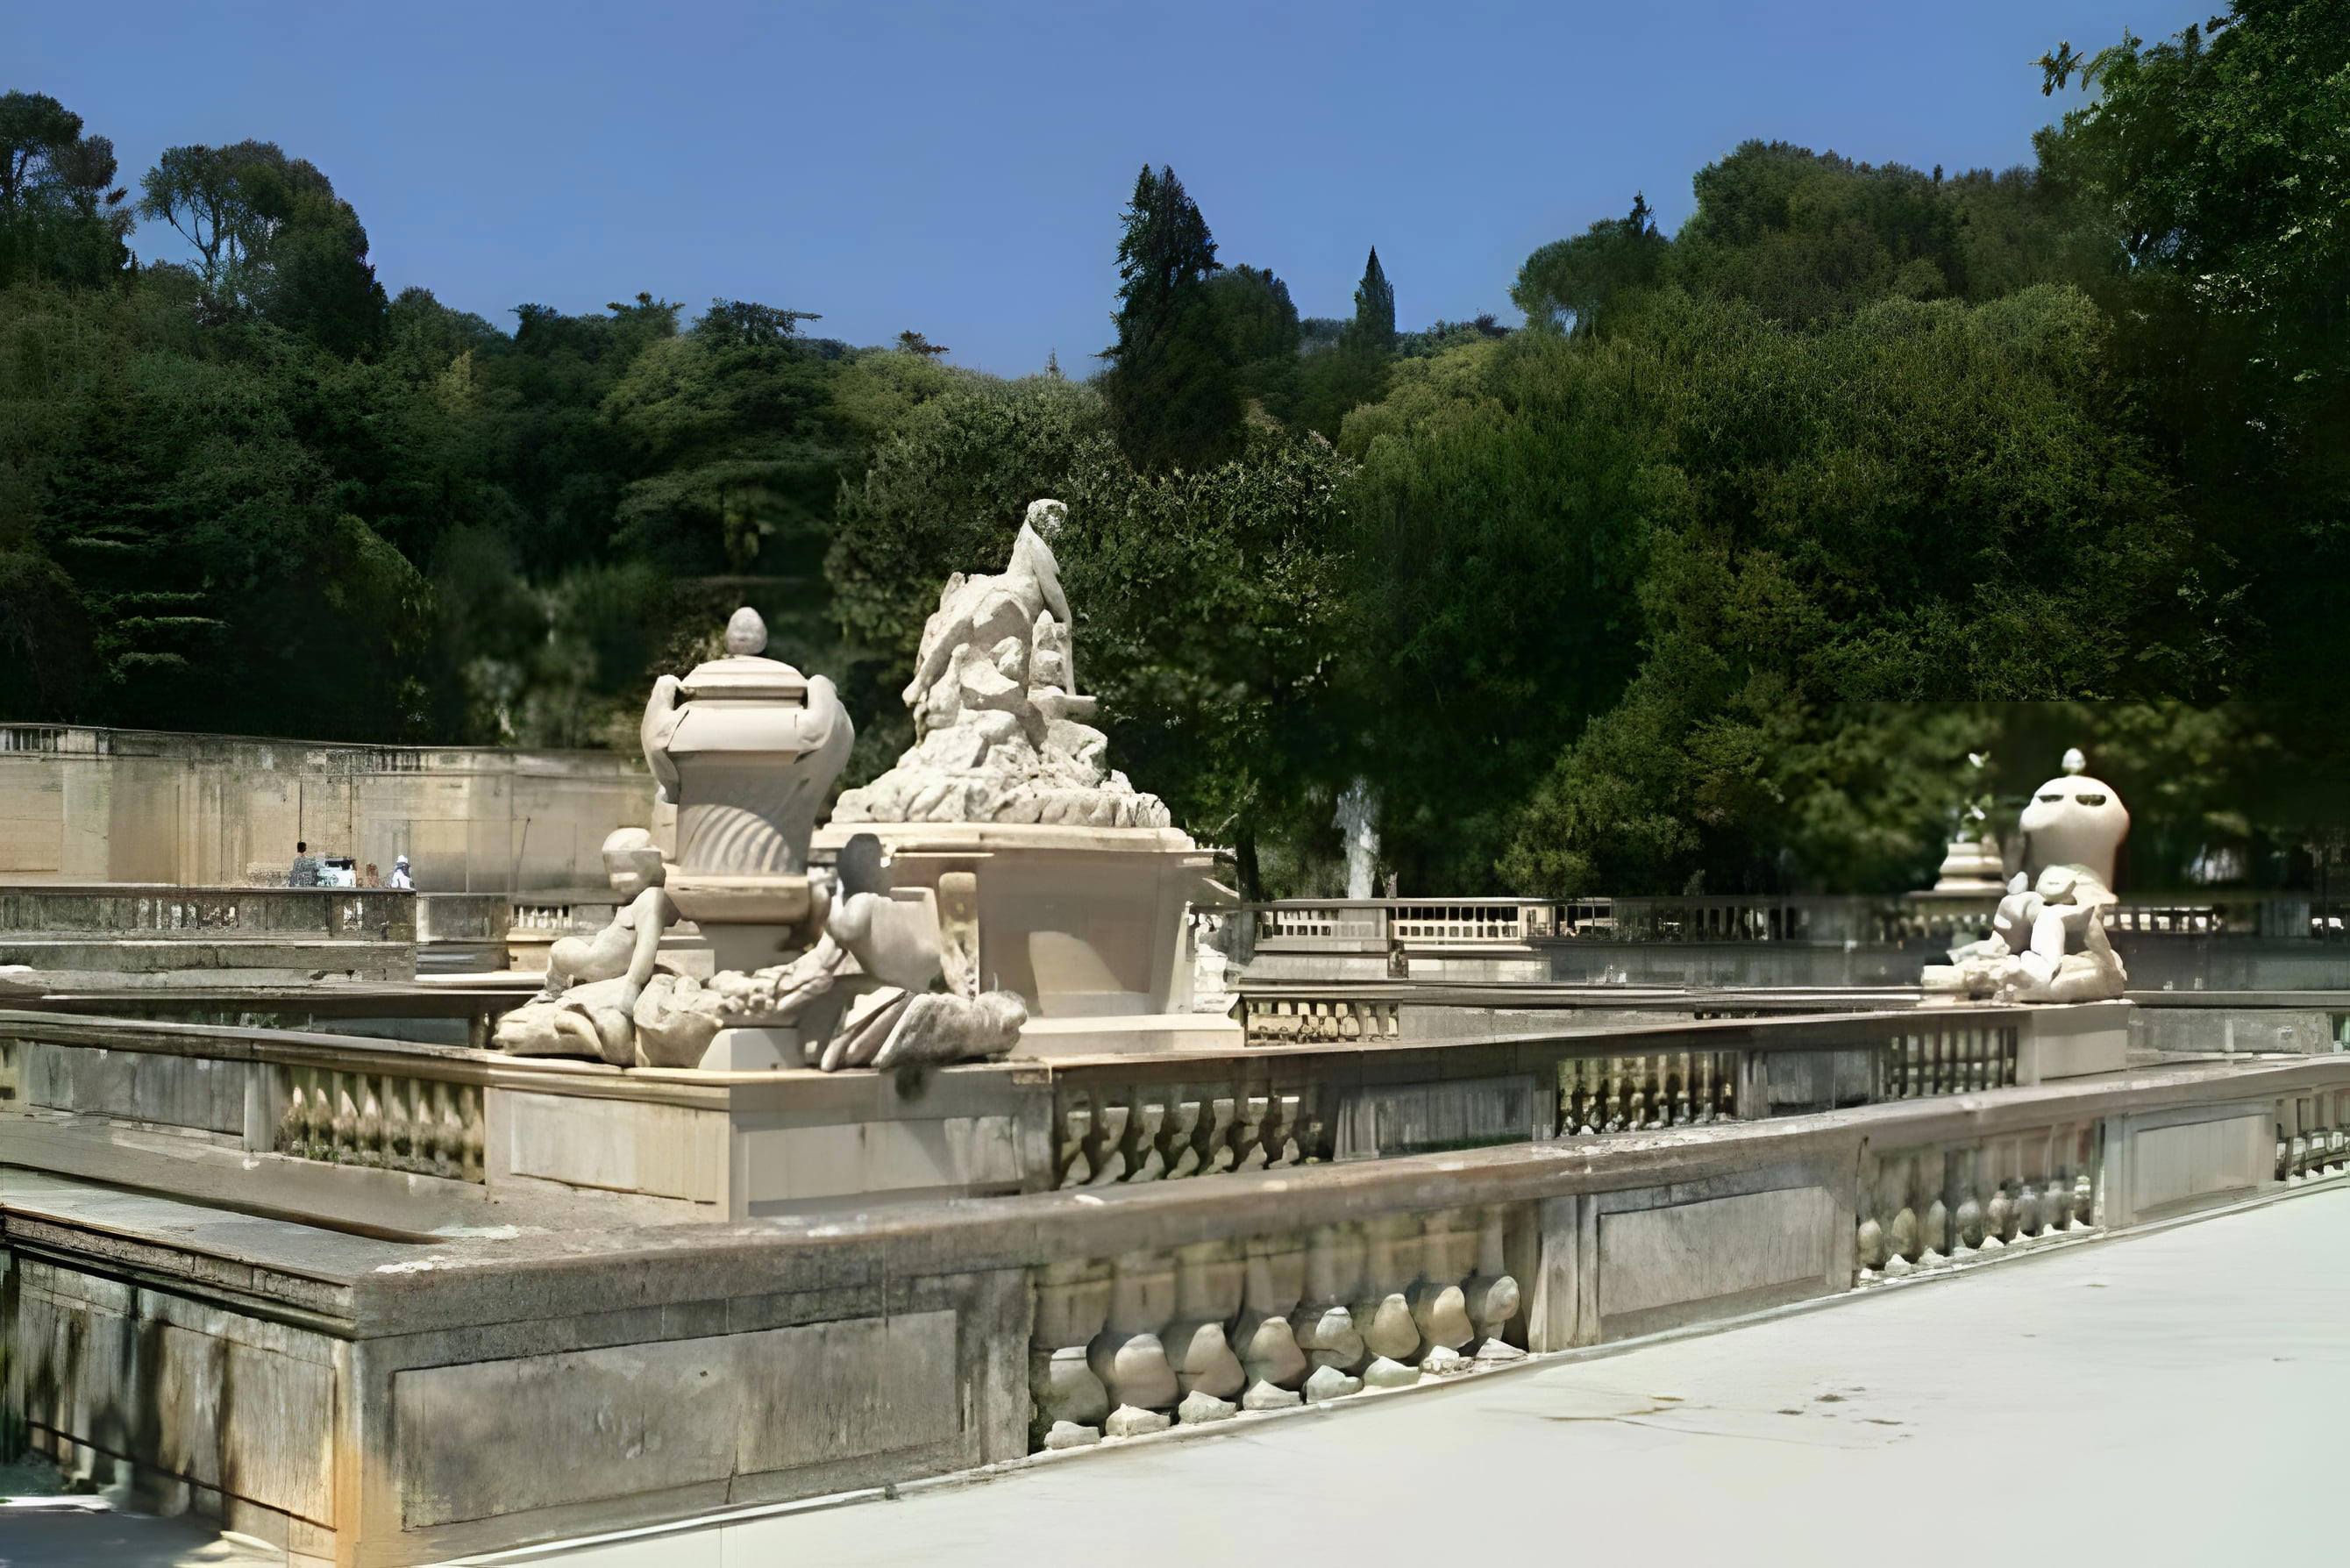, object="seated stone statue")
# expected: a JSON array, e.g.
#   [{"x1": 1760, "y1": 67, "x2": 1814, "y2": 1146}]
[
  {"x1": 1927, "y1": 864, "x2": 2127, "y2": 1003},
  {"x1": 630, "y1": 833, "x2": 1030, "y2": 1072},
  {"x1": 494, "y1": 829, "x2": 676, "y2": 1066}
]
